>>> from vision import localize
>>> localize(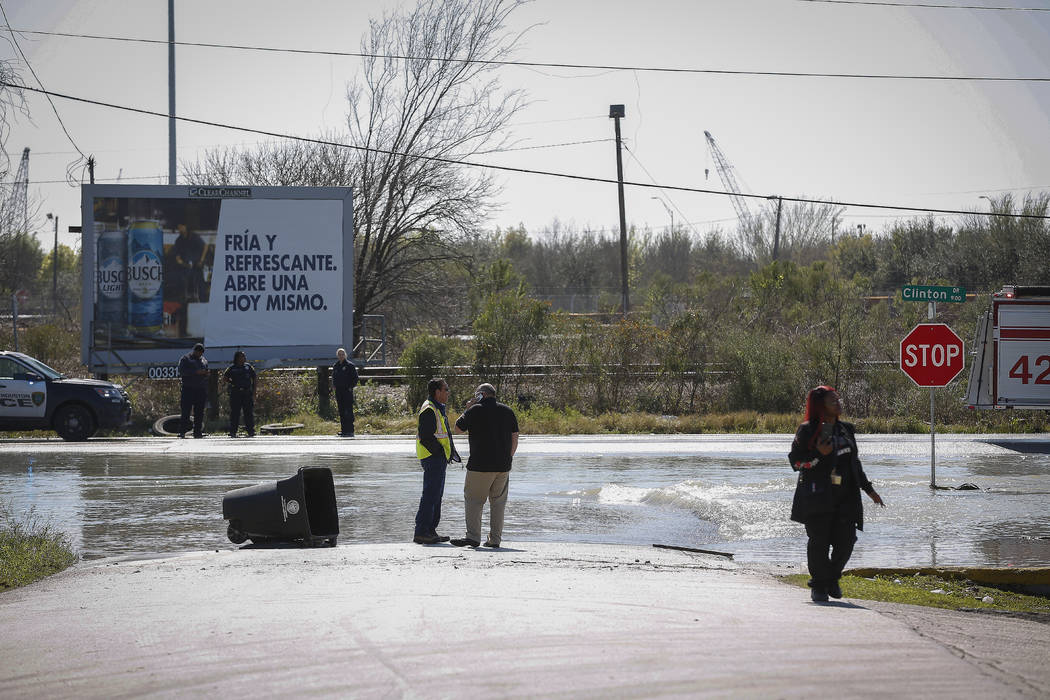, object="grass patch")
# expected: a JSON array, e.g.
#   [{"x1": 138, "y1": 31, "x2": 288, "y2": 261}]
[
  {"x1": 0, "y1": 502, "x2": 77, "y2": 592},
  {"x1": 780, "y1": 573, "x2": 1050, "y2": 614}
]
